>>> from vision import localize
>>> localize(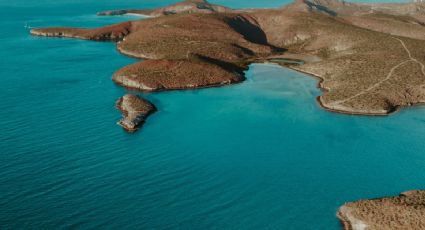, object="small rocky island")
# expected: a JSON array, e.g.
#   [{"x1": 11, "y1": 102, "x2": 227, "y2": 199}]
[
  {"x1": 116, "y1": 94, "x2": 156, "y2": 132},
  {"x1": 338, "y1": 190, "x2": 425, "y2": 230}
]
